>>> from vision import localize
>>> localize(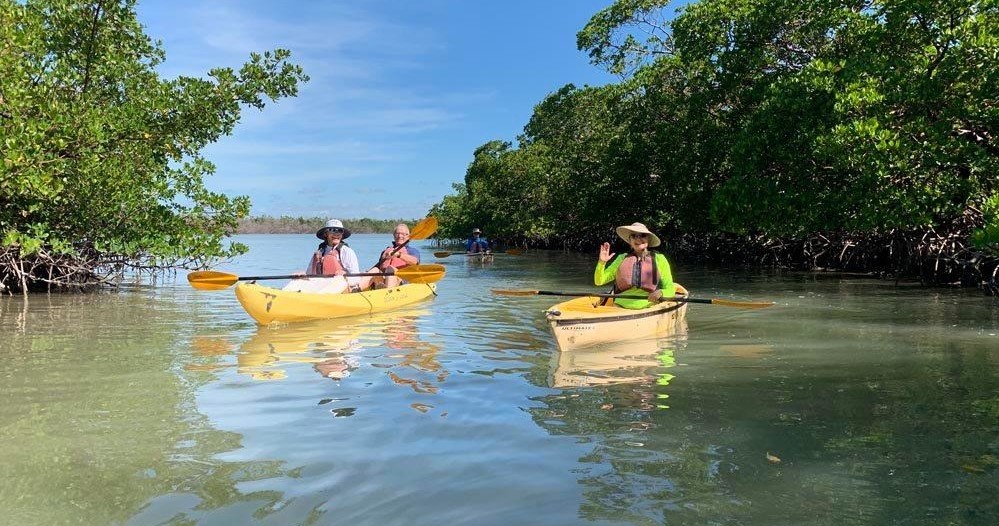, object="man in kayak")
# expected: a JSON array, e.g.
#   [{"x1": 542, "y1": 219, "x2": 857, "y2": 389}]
[
  {"x1": 359, "y1": 223, "x2": 421, "y2": 289},
  {"x1": 594, "y1": 222, "x2": 675, "y2": 309},
  {"x1": 465, "y1": 227, "x2": 491, "y2": 254},
  {"x1": 285, "y1": 219, "x2": 361, "y2": 294}
]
